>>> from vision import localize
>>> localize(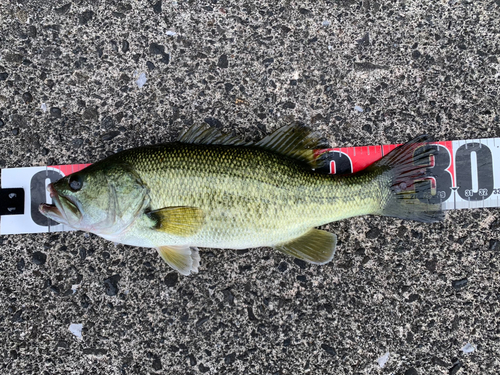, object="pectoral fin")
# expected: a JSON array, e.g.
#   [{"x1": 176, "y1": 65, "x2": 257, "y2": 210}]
[
  {"x1": 147, "y1": 206, "x2": 205, "y2": 236},
  {"x1": 274, "y1": 229, "x2": 337, "y2": 264},
  {"x1": 156, "y1": 245, "x2": 200, "y2": 275}
]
